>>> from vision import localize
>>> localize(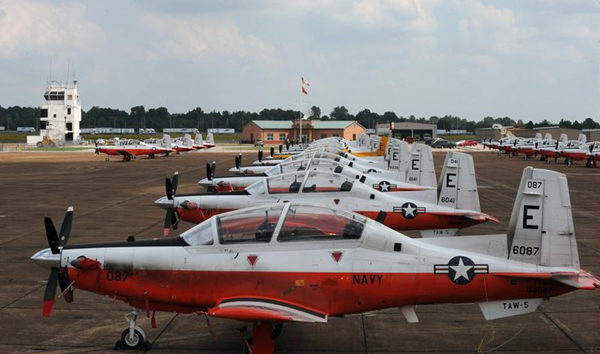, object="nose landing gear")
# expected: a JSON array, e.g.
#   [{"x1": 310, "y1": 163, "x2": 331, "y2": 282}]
[{"x1": 115, "y1": 308, "x2": 151, "y2": 351}]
